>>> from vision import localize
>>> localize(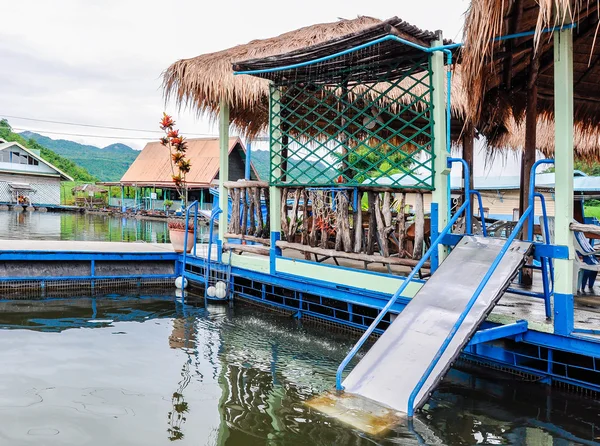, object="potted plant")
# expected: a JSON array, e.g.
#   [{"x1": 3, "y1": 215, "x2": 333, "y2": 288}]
[
  {"x1": 164, "y1": 199, "x2": 173, "y2": 215},
  {"x1": 160, "y1": 113, "x2": 193, "y2": 252}
]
